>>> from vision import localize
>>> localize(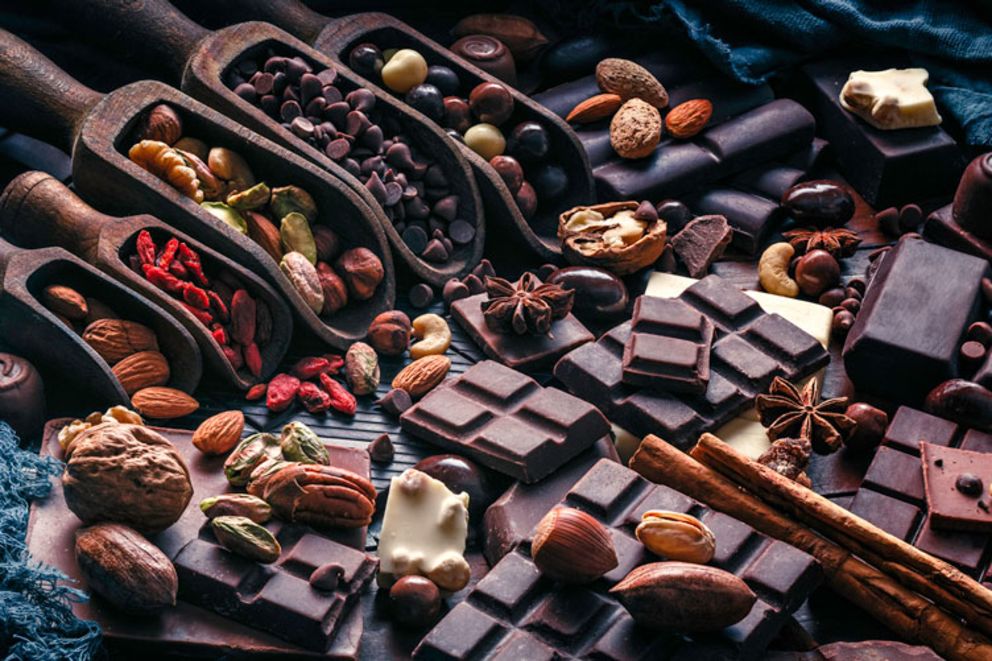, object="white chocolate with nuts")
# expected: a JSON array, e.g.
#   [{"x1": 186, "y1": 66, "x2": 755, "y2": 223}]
[
  {"x1": 377, "y1": 469, "x2": 471, "y2": 592},
  {"x1": 839, "y1": 68, "x2": 941, "y2": 130}
]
